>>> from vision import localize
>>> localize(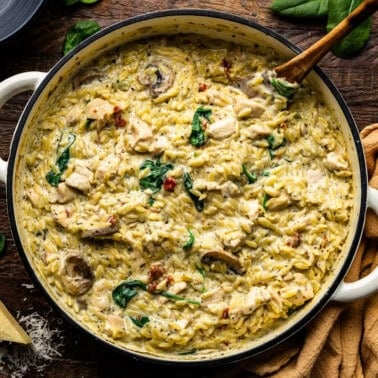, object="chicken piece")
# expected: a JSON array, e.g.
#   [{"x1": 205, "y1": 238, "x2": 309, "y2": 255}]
[
  {"x1": 26, "y1": 189, "x2": 41, "y2": 209},
  {"x1": 65, "y1": 159, "x2": 93, "y2": 193},
  {"x1": 218, "y1": 229, "x2": 246, "y2": 250},
  {"x1": 89, "y1": 279, "x2": 111, "y2": 312},
  {"x1": 59, "y1": 252, "x2": 93, "y2": 296},
  {"x1": 193, "y1": 180, "x2": 240, "y2": 197},
  {"x1": 325, "y1": 152, "x2": 349, "y2": 171},
  {"x1": 149, "y1": 135, "x2": 170, "y2": 155},
  {"x1": 234, "y1": 98, "x2": 265, "y2": 119},
  {"x1": 51, "y1": 205, "x2": 72, "y2": 229},
  {"x1": 207, "y1": 117, "x2": 237, "y2": 140},
  {"x1": 95, "y1": 154, "x2": 120, "y2": 181},
  {"x1": 239, "y1": 199, "x2": 260, "y2": 221},
  {"x1": 206, "y1": 88, "x2": 231, "y2": 107},
  {"x1": 128, "y1": 115, "x2": 154, "y2": 152},
  {"x1": 50, "y1": 182, "x2": 77, "y2": 204},
  {"x1": 265, "y1": 193, "x2": 292, "y2": 211},
  {"x1": 245, "y1": 124, "x2": 272, "y2": 139},
  {"x1": 80, "y1": 218, "x2": 120, "y2": 239},
  {"x1": 66, "y1": 105, "x2": 83, "y2": 126},
  {"x1": 201, "y1": 250, "x2": 244, "y2": 274},
  {"x1": 307, "y1": 169, "x2": 323, "y2": 185},
  {"x1": 85, "y1": 98, "x2": 114, "y2": 130},
  {"x1": 229, "y1": 287, "x2": 271, "y2": 320},
  {"x1": 220, "y1": 181, "x2": 240, "y2": 197},
  {"x1": 104, "y1": 314, "x2": 126, "y2": 339},
  {"x1": 201, "y1": 288, "x2": 227, "y2": 315}
]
